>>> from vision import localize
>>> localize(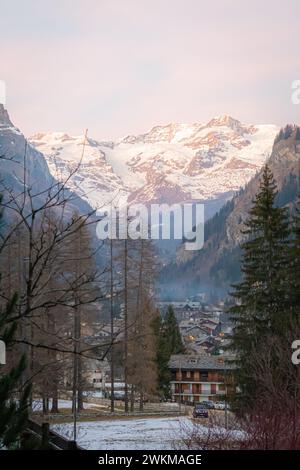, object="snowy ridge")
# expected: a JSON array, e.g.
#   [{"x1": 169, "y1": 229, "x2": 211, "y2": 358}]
[{"x1": 29, "y1": 116, "x2": 278, "y2": 211}]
